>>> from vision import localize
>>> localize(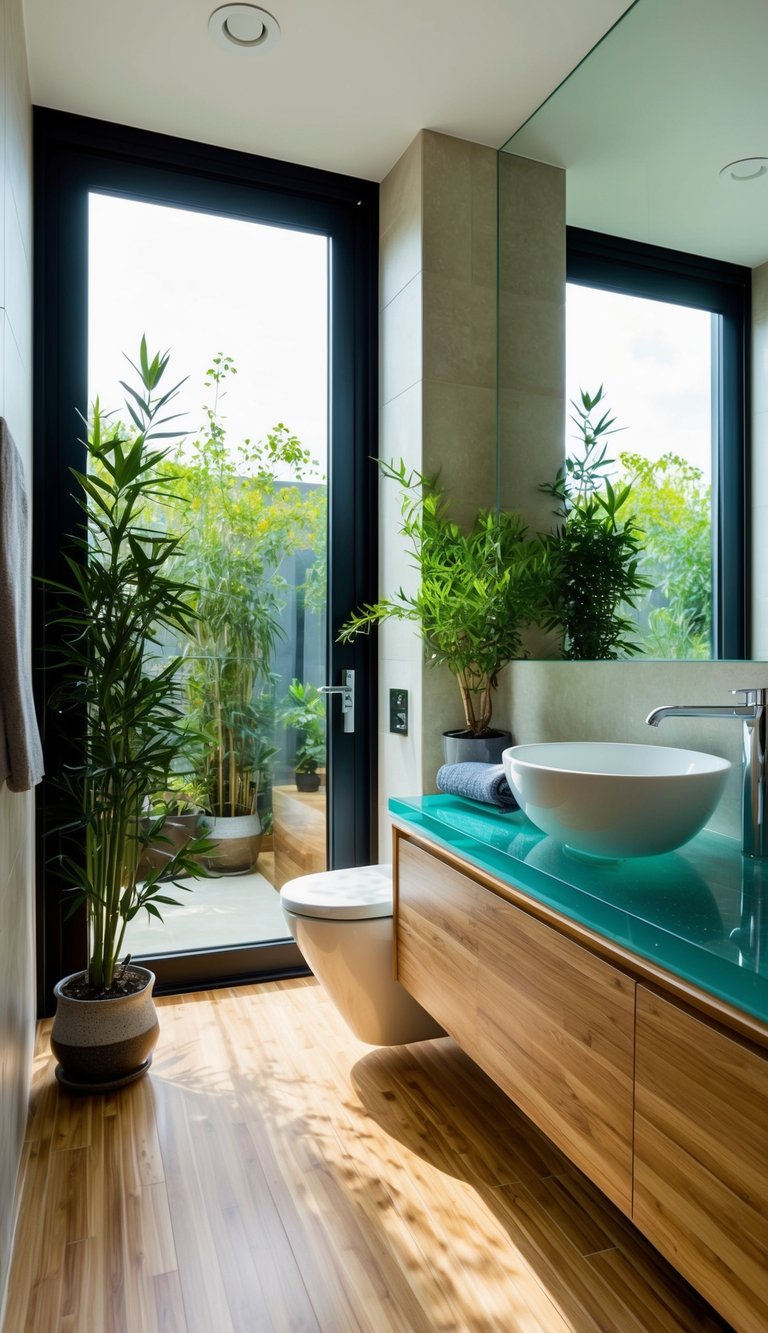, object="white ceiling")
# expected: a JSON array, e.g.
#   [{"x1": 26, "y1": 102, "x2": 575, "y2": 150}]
[{"x1": 22, "y1": 0, "x2": 632, "y2": 182}]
